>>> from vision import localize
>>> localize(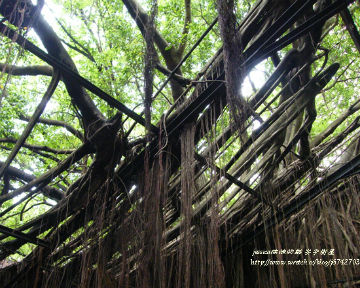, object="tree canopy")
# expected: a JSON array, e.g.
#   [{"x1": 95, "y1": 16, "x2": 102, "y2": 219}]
[{"x1": 0, "y1": 0, "x2": 360, "y2": 287}]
